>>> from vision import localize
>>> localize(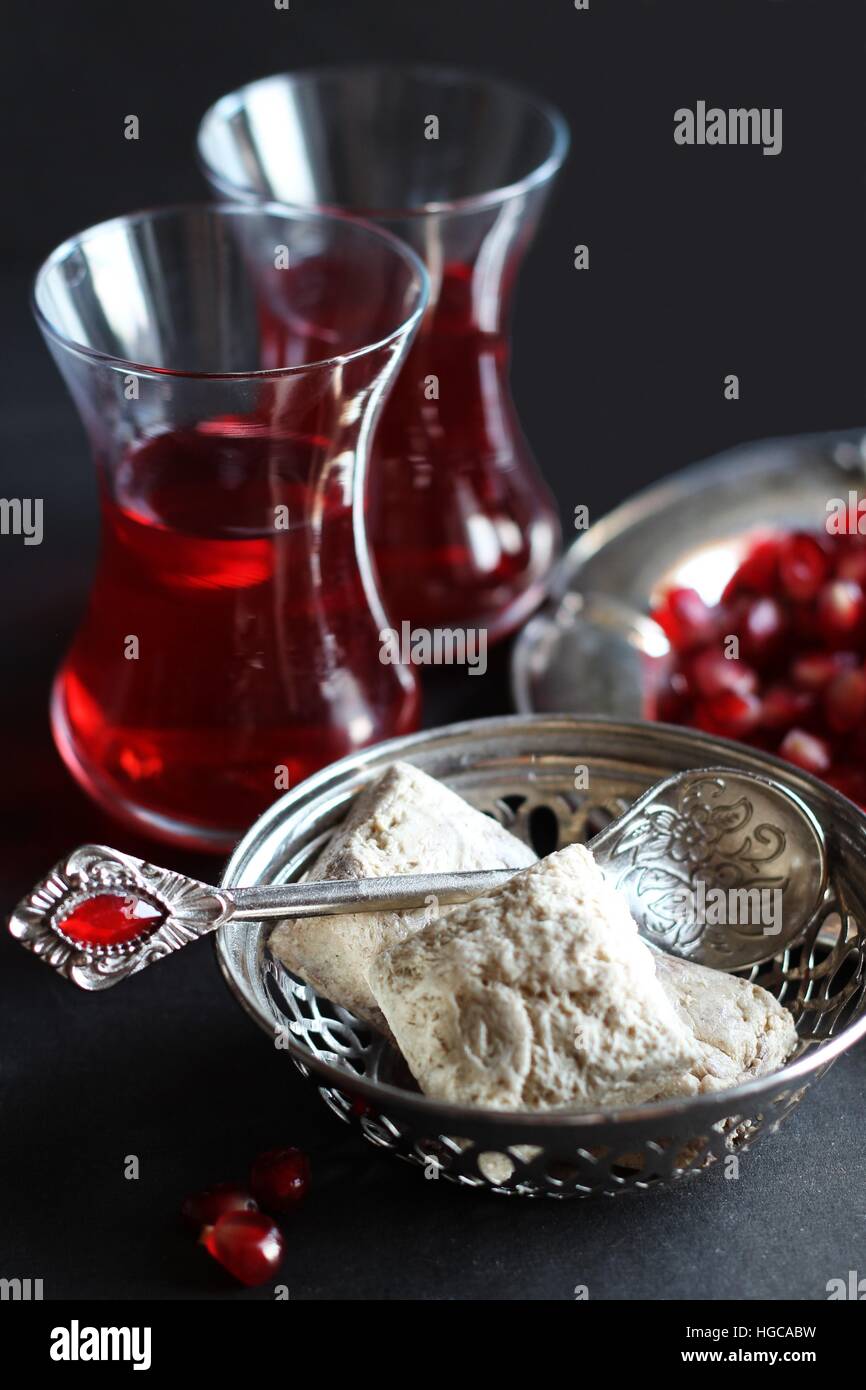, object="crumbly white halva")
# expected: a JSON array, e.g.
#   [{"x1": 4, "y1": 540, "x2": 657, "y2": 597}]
[
  {"x1": 268, "y1": 761, "x2": 535, "y2": 1026},
  {"x1": 368, "y1": 843, "x2": 700, "y2": 1110},
  {"x1": 651, "y1": 953, "x2": 798, "y2": 1098}
]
